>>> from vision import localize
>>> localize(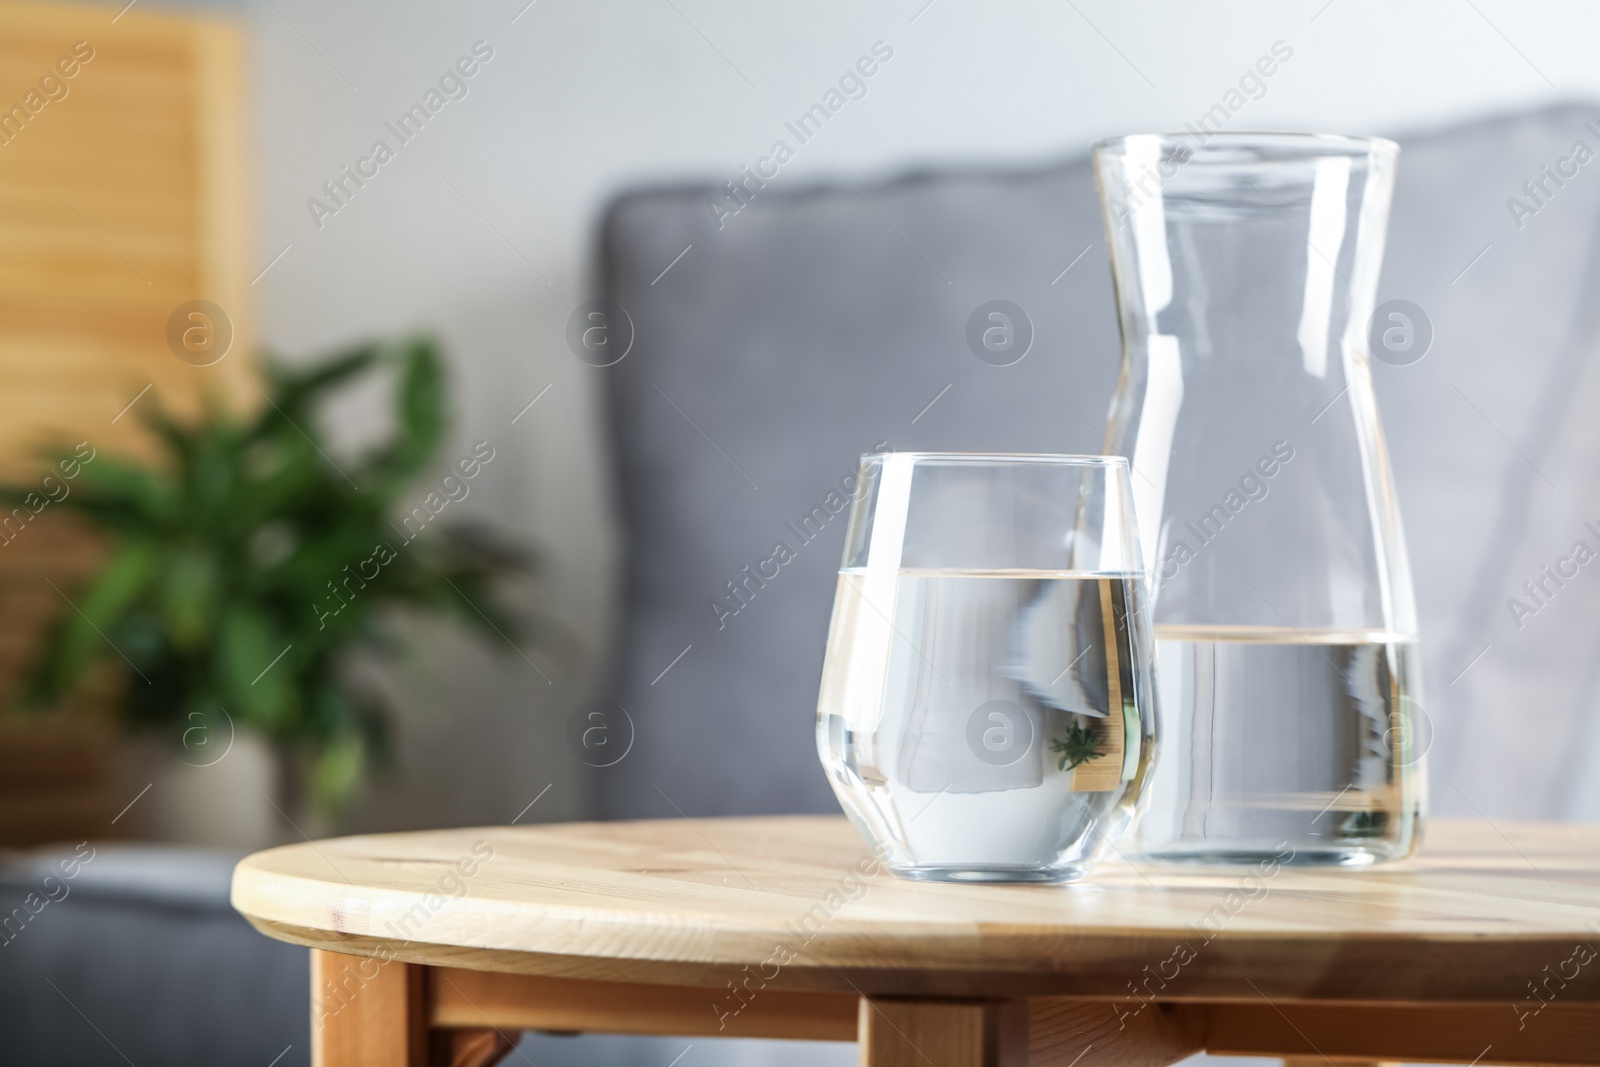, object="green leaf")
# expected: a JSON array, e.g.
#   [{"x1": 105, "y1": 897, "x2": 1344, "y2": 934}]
[
  {"x1": 309, "y1": 728, "x2": 366, "y2": 816},
  {"x1": 367, "y1": 337, "x2": 445, "y2": 489},
  {"x1": 160, "y1": 549, "x2": 219, "y2": 652},
  {"x1": 269, "y1": 344, "x2": 380, "y2": 399},
  {"x1": 1051, "y1": 720, "x2": 1105, "y2": 772},
  {"x1": 134, "y1": 398, "x2": 198, "y2": 468},
  {"x1": 25, "y1": 540, "x2": 160, "y2": 705},
  {"x1": 57, "y1": 458, "x2": 179, "y2": 527},
  {"x1": 217, "y1": 606, "x2": 296, "y2": 734}
]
